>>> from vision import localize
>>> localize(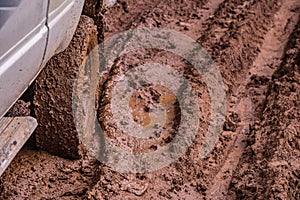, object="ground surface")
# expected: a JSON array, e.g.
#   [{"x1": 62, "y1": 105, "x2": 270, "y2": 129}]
[{"x1": 0, "y1": 0, "x2": 299, "y2": 199}]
